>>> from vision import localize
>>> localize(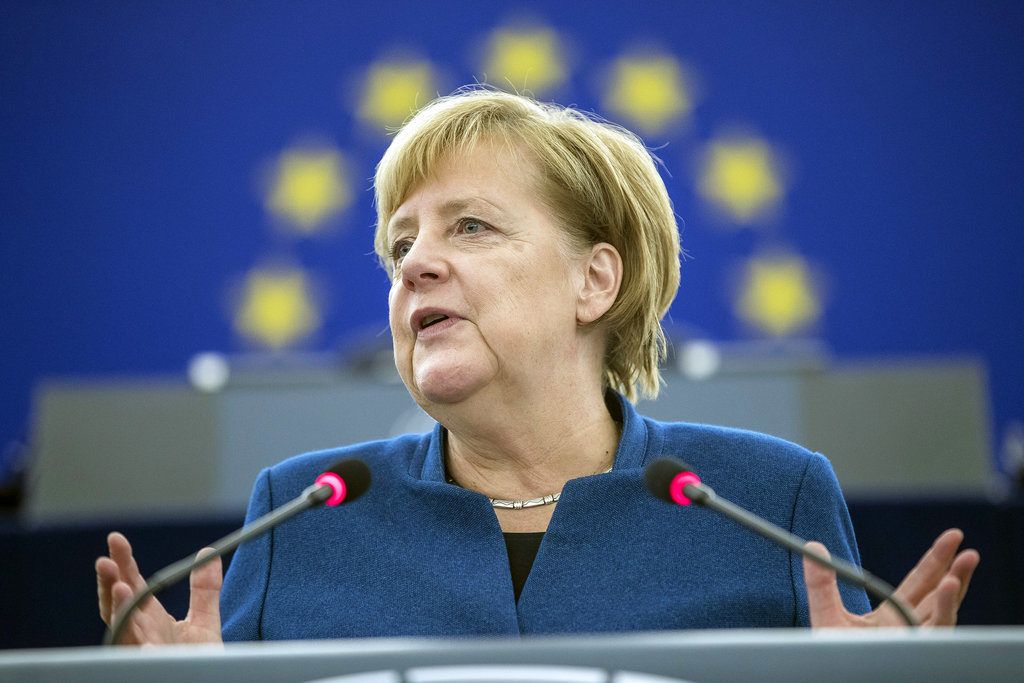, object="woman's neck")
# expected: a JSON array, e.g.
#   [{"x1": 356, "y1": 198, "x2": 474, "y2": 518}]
[{"x1": 439, "y1": 385, "x2": 621, "y2": 532}]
